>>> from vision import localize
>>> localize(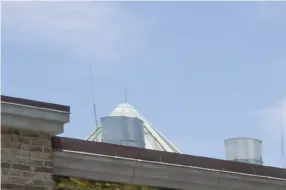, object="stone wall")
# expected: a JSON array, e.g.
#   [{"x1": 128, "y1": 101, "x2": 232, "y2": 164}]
[{"x1": 1, "y1": 127, "x2": 54, "y2": 190}]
